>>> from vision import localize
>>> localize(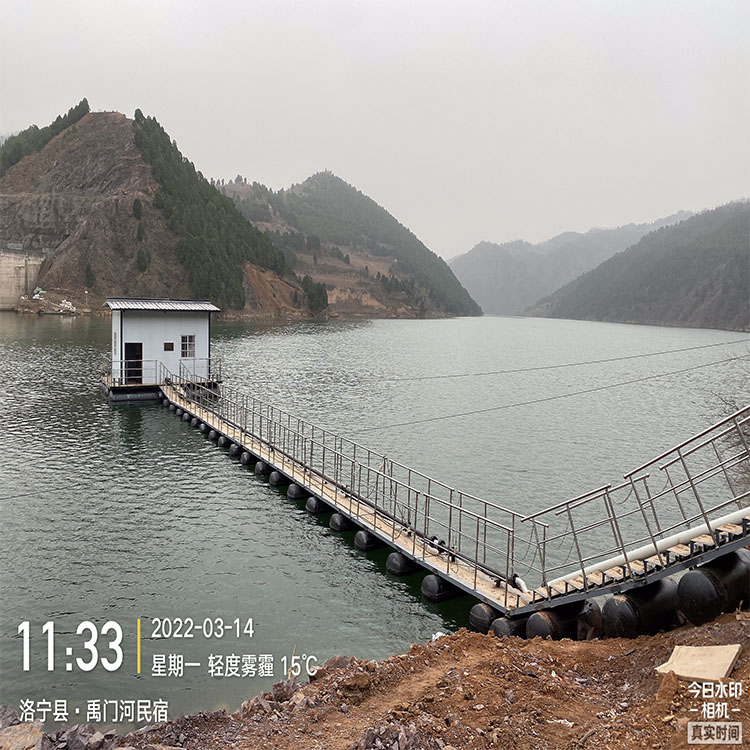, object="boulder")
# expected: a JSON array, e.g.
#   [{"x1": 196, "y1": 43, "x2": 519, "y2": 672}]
[
  {"x1": 61, "y1": 724, "x2": 95, "y2": 750},
  {"x1": 0, "y1": 706, "x2": 20, "y2": 730},
  {"x1": 0, "y1": 720, "x2": 43, "y2": 750},
  {"x1": 271, "y1": 679, "x2": 299, "y2": 703}
]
